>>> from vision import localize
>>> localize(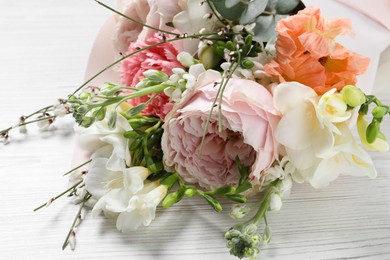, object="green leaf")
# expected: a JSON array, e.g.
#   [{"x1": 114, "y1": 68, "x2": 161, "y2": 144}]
[
  {"x1": 126, "y1": 103, "x2": 146, "y2": 117},
  {"x1": 236, "y1": 181, "x2": 252, "y2": 194},
  {"x1": 123, "y1": 130, "x2": 139, "y2": 139},
  {"x1": 275, "y1": 0, "x2": 300, "y2": 14},
  {"x1": 254, "y1": 14, "x2": 287, "y2": 42},
  {"x1": 240, "y1": 0, "x2": 269, "y2": 24},
  {"x1": 129, "y1": 137, "x2": 142, "y2": 151},
  {"x1": 225, "y1": 0, "x2": 241, "y2": 8},
  {"x1": 211, "y1": 0, "x2": 246, "y2": 21}
]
